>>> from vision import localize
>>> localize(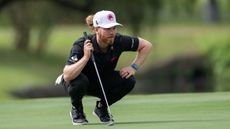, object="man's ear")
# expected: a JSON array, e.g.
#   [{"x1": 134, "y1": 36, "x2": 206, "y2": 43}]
[{"x1": 94, "y1": 27, "x2": 99, "y2": 33}]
